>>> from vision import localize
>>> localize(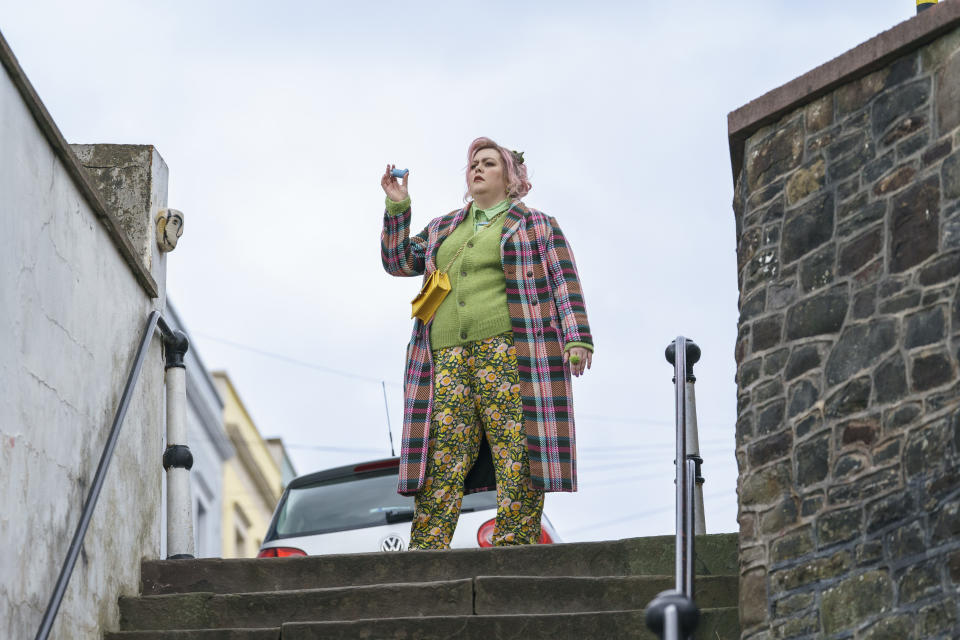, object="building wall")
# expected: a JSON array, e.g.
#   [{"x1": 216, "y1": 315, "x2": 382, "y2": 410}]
[
  {"x1": 730, "y1": 9, "x2": 960, "y2": 639},
  {"x1": 267, "y1": 437, "x2": 298, "y2": 488},
  {"x1": 213, "y1": 372, "x2": 283, "y2": 558},
  {"x1": 0, "y1": 38, "x2": 167, "y2": 640}
]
